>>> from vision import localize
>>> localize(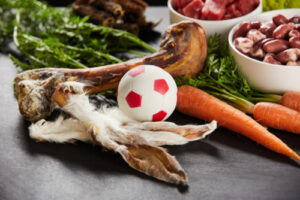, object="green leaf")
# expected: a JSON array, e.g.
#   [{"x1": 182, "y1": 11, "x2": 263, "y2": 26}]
[
  {"x1": 177, "y1": 34, "x2": 281, "y2": 114},
  {"x1": 0, "y1": 0, "x2": 155, "y2": 70}
]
